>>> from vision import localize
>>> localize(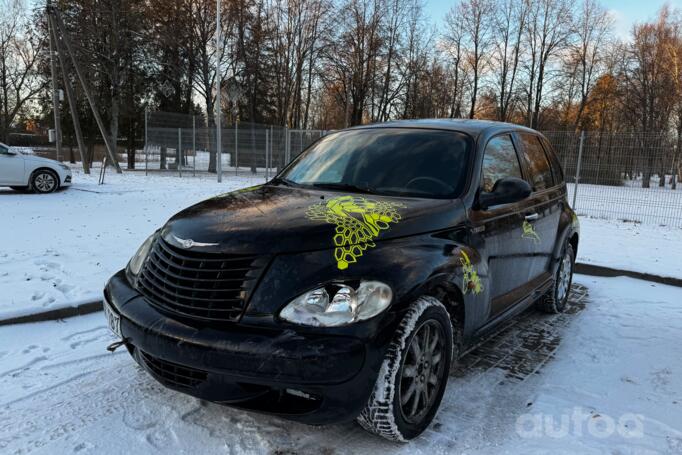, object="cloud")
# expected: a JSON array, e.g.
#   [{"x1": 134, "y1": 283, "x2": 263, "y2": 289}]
[{"x1": 606, "y1": 9, "x2": 630, "y2": 41}]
